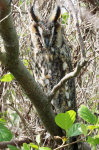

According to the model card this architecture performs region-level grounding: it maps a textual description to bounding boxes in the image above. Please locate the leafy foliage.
[78,105,98,124]
[81,124,87,136]
[67,123,82,137]
[30,143,38,149]
[0,123,12,142]
[36,134,41,146]
[0,73,14,82]
[7,145,20,150]
[61,12,69,24]
[23,143,30,150]
[39,147,52,150]
[55,105,99,150]
[55,110,76,131]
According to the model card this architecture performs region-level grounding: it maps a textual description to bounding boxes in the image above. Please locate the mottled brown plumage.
[30,6,76,113]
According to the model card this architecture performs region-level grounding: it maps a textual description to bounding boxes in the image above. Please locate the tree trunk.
[0,0,63,140]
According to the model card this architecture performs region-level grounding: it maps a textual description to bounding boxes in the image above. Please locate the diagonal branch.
[54,133,91,150]
[48,58,87,101]
[0,0,63,139]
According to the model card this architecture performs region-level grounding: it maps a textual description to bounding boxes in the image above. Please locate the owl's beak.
[45,38,49,49]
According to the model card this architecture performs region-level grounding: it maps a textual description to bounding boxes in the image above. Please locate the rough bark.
[0,0,63,139]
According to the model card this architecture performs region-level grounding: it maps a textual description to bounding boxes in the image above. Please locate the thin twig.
[54,133,90,150]
[12,11,28,14]
[0,11,11,23]
[9,103,34,141]
[48,58,87,102]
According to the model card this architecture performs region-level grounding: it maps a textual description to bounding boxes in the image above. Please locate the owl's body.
[30,6,76,113]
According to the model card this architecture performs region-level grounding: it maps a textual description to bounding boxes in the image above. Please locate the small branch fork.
[48,59,87,102]
[54,135,86,150]
[54,131,92,150]
[48,0,87,102]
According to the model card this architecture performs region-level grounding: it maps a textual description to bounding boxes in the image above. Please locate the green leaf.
[67,123,82,137]
[7,145,20,150]
[0,121,5,126]
[0,118,6,123]
[23,59,29,67]
[92,135,99,144]
[11,89,15,96]
[88,125,98,131]
[87,136,99,150]
[81,124,87,136]
[0,73,14,82]
[27,47,30,51]
[36,135,41,146]
[0,124,12,142]
[93,135,99,138]
[19,0,23,5]
[23,143,30,150]
[30,143,38,149]
[87,136,97,150]
[92,145,96,150]
[61,12,69,24]
[39,147,52,150]
[94,138,99,144]
[11,113,18,122]
[78,105,98,125]
[87,136,96,147]
[55,110,76,131]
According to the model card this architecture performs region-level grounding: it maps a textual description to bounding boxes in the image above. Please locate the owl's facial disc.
[38,22,55,49]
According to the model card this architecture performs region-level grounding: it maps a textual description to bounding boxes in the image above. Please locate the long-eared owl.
[30,5,76,113]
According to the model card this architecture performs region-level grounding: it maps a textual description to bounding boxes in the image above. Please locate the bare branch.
[54,134,90,150]
[48,58,87,101]
[12,11,28,14]
[9,104,35,140]
[0,11,11,23]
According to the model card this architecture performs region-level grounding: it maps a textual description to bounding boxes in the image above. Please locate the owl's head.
[30,6,62,49]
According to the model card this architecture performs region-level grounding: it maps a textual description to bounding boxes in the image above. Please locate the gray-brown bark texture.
[0,0,63,139]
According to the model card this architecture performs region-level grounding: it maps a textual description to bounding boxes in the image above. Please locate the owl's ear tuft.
[30,6,42,22]
[49,6,61,22]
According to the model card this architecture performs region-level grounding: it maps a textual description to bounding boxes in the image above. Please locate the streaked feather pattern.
[30,6,76,113]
